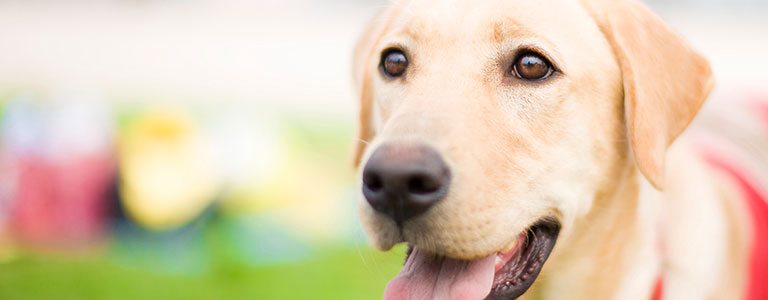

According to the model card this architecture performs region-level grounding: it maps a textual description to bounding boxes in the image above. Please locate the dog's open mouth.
[384,219,561,300]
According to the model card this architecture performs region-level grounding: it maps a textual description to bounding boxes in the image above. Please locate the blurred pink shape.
[2,98,115,250]
[10,154,113,249]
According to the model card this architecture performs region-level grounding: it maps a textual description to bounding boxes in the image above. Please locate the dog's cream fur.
[352,0,751,298]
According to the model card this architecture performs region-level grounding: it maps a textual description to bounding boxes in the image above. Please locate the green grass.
[0,244,407,300]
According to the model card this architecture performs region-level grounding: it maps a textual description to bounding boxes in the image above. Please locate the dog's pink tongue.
[383,247,495,300]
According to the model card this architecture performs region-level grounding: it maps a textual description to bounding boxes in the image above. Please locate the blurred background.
[0,0,765,299]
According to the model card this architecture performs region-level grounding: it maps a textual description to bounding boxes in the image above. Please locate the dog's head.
[352,0,712,298]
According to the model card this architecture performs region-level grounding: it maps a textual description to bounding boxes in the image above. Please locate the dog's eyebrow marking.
[492,20,507,43]
[491,18,537,43]
[394,16,429,42]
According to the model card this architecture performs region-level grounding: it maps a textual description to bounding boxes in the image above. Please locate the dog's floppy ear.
[351,8,394,167]
[583,0,714,189]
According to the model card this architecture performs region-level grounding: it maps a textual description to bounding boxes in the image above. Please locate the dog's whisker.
[355,138,372,146]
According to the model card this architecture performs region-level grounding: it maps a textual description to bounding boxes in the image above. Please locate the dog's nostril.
[407,175,440,195]
[364,173,384,192]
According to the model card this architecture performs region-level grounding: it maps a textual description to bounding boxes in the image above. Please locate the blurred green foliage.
[0,242,407,300]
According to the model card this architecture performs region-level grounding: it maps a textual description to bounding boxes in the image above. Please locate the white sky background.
[0,0,765,112]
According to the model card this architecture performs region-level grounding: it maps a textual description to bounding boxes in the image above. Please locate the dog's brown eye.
[512,53,553,80]
[381,50,408,77]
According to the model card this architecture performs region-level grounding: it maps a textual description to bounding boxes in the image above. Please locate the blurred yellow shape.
[119,109,218,230]
[219,142,355,242]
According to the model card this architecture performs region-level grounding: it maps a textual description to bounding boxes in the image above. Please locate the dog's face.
[352,0,712,298]
[357,0,623,257]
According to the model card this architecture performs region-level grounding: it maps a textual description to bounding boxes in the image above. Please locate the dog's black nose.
[362,144,450,224]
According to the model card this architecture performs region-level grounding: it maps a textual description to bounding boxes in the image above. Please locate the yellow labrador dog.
[351,0,768,299]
